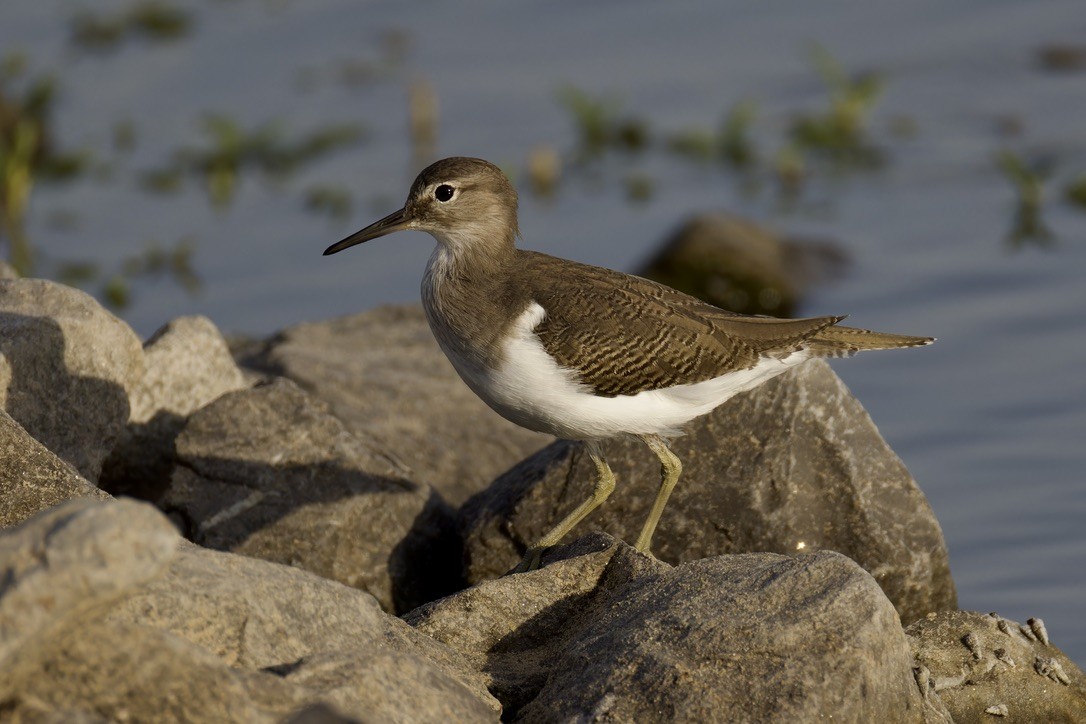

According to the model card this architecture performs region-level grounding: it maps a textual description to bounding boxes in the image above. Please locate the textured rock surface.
[6,619,306,723]
[460,359,955,624]
[161,377,460,613]
[0,409,110,527]
[1,498,498,722]
[272,649,498,723]
[236,305,551,505]
[109,543,500,719]
[0,278,143,480]
[908,610,1086,723]
[101,315,249,500]
[408,534,933,721]
[129,314,248,423]
[0,499,179,675]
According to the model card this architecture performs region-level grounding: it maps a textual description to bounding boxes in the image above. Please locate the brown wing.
[521,251,841,397]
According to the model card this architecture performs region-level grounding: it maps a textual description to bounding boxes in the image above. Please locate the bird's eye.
[434,184,455,202]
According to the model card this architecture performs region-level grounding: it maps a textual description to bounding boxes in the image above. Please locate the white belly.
[436,302,810,441]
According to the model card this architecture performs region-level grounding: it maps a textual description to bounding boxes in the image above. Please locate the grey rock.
[101,315,249,500]
[109,543,499,717]
[5,619,307,723]
[406,533,628,707]
[129,314,248,423]
[408,534,932,721]
[237,305,551,506]
[161,377,461,613]
[0,409,110,528]
[284,703,362,724]
[907,610,1086,723]
[0,498,179,675]
[0,278,143,480]
[639,212,849,317]
[274,649,498,723]
[460,360,955,624]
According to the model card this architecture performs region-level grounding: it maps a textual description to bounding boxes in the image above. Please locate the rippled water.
[3,0,1085,663]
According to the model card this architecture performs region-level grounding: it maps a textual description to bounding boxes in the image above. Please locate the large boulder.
[0,499,179,676]
[407,534,936,722]
[908,610,1086,722]
[109,543,500,720]
[101,315,249,500]
[0,278,143,480]
[236,305,552,505]
[638,212,849,317]
[1,498,498,722]
[0,409,110,528]
[2,516,305,723]
[160,377,460,613]
[8,619,306,723]
[460,359,955,625]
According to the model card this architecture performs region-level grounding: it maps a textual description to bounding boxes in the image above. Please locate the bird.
[323,156,933,573]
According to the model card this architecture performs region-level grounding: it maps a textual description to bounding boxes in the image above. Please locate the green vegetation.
[787,44,883,167]
[149,115,365,209]
[0,55,89,276]
[557,87,651,162]
[70,2,192,53]
[995,150,1055,248]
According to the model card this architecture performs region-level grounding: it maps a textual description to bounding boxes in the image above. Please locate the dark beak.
[323,207,411,255]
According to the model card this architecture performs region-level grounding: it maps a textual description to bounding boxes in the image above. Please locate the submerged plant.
[557,86,650,162]
[0,56,89,275]
[789,45,884,167]
[70,1,192,53]
[995,150,1055,249]
[149,115,366,209]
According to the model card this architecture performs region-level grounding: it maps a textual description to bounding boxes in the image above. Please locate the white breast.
[443,302,811,441]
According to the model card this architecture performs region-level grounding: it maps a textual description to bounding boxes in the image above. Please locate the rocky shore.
[1,276,1083,722]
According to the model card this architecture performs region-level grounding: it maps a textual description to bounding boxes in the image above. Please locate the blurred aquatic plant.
[1035,44,1086,73]
[294,29,412,92]
[0,54,89,275]
[149,114,366,209]
[61,237,199,310]
[409,78,439,167]
[526,145,562,199]
[662,101,759,167]
[70,1,192,53]
[550,47,888,209]
[304,185,353,221]
[789,45,884,167]
[773,145,806,204]
[557,87,650,162]
[624,173,653,204]
[718,100,759,170]
[666,128,716,162]
[995,150,1055,249]
[1065,174,1086,210]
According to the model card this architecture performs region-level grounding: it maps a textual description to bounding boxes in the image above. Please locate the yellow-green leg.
[635,434,682,554]
[513,443,616,573]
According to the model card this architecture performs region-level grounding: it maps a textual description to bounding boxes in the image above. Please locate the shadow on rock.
[161,377,462,614]
[0,313,131,481]
[409,534,935,722]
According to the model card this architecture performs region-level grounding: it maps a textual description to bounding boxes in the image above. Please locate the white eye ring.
[434,184,455,202]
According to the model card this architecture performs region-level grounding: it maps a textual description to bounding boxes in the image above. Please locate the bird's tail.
[805,323,934,358]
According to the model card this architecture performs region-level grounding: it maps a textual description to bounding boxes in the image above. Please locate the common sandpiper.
[324,156,933,572]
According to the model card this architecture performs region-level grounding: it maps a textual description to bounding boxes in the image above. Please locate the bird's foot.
[512,547,544,574]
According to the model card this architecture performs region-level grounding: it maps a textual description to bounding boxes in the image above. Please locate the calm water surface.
[3,0,1085,662]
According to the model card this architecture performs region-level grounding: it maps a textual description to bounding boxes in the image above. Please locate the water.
[3,0,1085,663]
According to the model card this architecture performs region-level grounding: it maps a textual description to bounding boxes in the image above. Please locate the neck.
[421,228,521,373]
[427,223,517,282]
